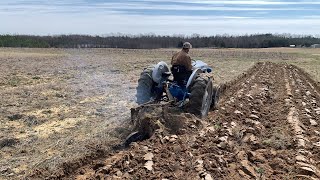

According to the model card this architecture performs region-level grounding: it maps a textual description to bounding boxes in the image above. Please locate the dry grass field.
[0,48,319,179]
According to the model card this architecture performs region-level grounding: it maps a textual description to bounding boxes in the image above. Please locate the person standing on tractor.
[171,42,193,85]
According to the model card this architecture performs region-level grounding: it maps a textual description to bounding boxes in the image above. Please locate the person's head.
[182,42,192,53]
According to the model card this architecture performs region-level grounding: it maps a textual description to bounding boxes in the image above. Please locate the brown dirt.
[45,62,320,180]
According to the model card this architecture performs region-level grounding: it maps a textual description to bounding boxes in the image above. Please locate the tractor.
[124,60,221,146]
[135,60,220,118]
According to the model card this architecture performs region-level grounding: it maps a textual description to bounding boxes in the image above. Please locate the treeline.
[0,34,319,49]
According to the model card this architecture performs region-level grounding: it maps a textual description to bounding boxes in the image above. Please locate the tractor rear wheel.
[136,69,155,105]
[188,77,213,118]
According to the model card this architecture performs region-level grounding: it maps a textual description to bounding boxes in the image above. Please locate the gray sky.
[1,0,320,36]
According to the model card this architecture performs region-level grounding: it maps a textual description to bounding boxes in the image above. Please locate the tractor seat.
[162,72,171,78]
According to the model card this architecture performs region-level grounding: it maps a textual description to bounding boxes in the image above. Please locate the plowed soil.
[50,62,320,180]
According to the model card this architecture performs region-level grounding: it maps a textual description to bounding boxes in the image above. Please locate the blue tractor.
[124,60,221,146]
[135,60,220,118]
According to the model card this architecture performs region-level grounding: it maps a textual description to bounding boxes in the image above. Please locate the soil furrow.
[286,65,320,179]
[223,62,265,100]
[216,62,296,179]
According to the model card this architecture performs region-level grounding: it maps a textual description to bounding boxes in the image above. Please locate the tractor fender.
[186,68,202,89]
[151,61,170,84]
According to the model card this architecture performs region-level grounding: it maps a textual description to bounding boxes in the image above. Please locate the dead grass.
[262,129,293,150]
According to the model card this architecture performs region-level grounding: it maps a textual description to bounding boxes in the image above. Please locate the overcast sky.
[1,0,320,36]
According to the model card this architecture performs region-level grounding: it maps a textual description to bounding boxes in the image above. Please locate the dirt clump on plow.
[129,104,204,141]
[31,62,320,180]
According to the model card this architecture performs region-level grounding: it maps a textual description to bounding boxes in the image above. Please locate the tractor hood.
[192,60,212,73]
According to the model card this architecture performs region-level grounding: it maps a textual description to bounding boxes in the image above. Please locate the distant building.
[311,44,320,48]
[289,44,296,48]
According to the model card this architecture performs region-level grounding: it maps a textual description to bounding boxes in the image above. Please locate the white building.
[311,44,320,48]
